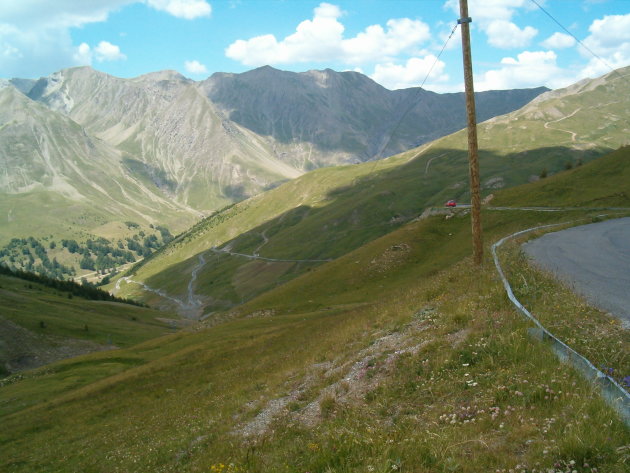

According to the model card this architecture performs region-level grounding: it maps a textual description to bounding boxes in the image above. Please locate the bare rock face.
[201,66,548,165]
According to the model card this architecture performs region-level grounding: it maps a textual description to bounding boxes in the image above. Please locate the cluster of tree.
[0,238,75,279]
[154,225,173,244]
[0,264,147,307]
[72,238,137,271]
[0,224,174,278]
[125,237,153,257]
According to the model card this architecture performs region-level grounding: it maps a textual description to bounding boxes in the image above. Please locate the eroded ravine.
[115,252,209,319]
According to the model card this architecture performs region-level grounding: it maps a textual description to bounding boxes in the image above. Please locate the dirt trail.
[211,247,332,263]
[185,253,206,316]
[252,229,270,256]
[543,108,581,143]
[425,152,449,175]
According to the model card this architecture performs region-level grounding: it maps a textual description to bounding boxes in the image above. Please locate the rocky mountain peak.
[133,70,190,83]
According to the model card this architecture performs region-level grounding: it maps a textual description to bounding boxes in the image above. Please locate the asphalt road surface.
[523,217,630,328]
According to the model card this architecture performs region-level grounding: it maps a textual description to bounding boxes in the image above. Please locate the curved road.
[523,217,630,328]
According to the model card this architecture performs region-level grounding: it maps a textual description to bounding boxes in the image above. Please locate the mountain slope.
[2,68,630,473]
[0,84,199,243]
[115,66,630,316]
[494,145,630,207]
[27,67,302,210]
[0,64,548,248]
[202,66,547,164]
[0,65,548,266]
[22,65,547,211]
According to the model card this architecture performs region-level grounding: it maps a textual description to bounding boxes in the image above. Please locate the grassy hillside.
[0,85,199,246]
[493,145,630,207]
[115,67,630,315]
[2,204,629,472]
[0,272,175,375]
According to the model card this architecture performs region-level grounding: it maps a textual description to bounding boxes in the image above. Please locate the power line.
[420,23,459,90]
[368,22,459,175]
[529,0,626,82]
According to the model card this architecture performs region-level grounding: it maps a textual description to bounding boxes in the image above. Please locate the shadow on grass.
[140,144,612,315]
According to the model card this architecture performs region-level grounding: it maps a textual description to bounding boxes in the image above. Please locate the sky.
[1,0,629,92]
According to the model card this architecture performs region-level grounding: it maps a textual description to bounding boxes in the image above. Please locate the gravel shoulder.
[523,217,630,328]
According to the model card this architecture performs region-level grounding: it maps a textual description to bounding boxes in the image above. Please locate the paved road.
[523,217,630,328]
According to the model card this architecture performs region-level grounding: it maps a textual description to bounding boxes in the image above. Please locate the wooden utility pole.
[458,0,483,265]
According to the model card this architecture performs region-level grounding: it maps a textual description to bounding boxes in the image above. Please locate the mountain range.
[0,66,546,243]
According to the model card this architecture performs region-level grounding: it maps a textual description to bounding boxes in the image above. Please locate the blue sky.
[1,0,629,92]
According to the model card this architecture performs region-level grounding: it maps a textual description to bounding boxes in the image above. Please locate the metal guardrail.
[491,222,630,428]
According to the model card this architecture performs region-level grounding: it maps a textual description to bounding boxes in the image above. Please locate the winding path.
[424,152,449,175]
[543,108,581,143]
[115,276,188,310]
[253,229,270,256]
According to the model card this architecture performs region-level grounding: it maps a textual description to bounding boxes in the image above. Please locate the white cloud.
[579,13,630,77]
[146,0,211,20]
[343,18,430,63]
[95,41,126,61]
[0,0,210,77]
[541,32,576,49]
[2,43,22,60]
[314,2,342,18]
[0,1,133,29]
[443,0,538,49]
[485,20,537,49]
[226,3,345,66]
[1,26,79,77]
[0,24,22,60]
[71,41,126,65]
[476,50,573,91]
[73,42,92,65]
[371,56,448,90]
[582,13,630,56]
[184,59,208,74]
[226,2,431,67]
